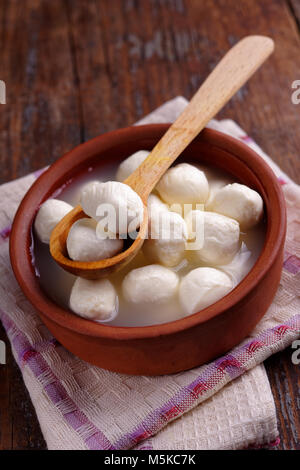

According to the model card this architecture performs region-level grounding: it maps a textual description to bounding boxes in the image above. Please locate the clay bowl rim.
[9,124,286,341]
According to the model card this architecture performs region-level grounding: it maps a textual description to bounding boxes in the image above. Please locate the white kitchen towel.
[0,97,299,450]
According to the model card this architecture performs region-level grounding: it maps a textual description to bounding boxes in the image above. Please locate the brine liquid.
[33,161,266,327]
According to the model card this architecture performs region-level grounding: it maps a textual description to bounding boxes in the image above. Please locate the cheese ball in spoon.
[67,218,124,262]
[80,181,144,235]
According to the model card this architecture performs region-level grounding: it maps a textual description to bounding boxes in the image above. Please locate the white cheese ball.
[143,211,188,267]
[34,199,73,243]
[116,150,150,182]
[66,218,124,262]
[147,194,169,217]
[202,170,232,209]
[211,183,263,229]
[80,181,144,235]
[185,210,240,265]
[156,163,209,205]
[179,267,233,315]
[70,277,118,321]
[122,264,179,304]
[221,242,253,285]
[74,180,101,204]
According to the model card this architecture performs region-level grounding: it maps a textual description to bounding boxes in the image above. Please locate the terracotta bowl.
[9,124,286,375]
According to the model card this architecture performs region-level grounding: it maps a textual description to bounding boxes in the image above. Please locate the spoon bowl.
[50,204,149,279]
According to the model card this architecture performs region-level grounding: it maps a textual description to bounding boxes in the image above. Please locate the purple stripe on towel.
[114,314,300,450]
[283,254,300,274]
[0,225,11,240]
[278,177,287,186]
[1,308,299,450]
[0,308,113,450]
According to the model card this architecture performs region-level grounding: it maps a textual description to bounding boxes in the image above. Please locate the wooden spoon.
[50,35,274,279]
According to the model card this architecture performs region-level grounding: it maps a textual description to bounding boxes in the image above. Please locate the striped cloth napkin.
[0,97,299,450]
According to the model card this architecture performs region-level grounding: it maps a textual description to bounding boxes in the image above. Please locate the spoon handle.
[125,35,274,200]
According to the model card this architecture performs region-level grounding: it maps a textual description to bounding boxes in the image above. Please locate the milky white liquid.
[33,161,266,327]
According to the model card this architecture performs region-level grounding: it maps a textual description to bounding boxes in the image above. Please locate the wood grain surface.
[0,0,299,450]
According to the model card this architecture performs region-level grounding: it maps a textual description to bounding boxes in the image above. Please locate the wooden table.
[0,0,299,450]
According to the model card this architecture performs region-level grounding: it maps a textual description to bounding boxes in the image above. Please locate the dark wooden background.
[0,0,299,450]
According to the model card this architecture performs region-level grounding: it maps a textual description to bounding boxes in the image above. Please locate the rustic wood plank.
[11,358,47,449]
[67,0,300,182]
[288,0,300,29]
[0,322,46,449]
[0,0,299,450]
[265,346,300,450]
[0,0,13,450]
[0,0,82,185]
[0,324,12,450]
[0,0,80,449]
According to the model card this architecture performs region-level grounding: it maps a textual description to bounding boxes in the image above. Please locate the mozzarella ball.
[211,183,263,229]
[70,277,118,321]
[179,267,233,315]
[74,180,101,204]
[122,264,179,304]
[185,210,240,265]
[221,242,253,285]
[147,194,169,217]
[149,193,183,217]
[143,211,188,267]
[66,218,124,262]
[34,199,73,243]
[116,150,150,182]
[80,181,144,235]
[201,169,232,209]
[156,163,209,205]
